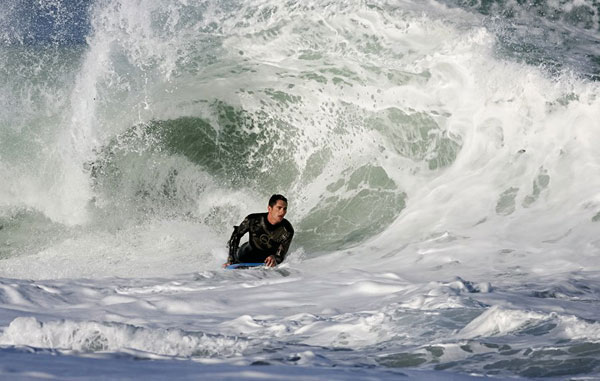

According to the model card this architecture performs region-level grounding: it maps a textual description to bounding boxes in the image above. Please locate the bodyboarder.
[224,194,294,268]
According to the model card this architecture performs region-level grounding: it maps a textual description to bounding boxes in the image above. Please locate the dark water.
[441,0,600,79]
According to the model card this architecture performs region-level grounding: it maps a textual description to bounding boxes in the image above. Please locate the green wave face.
[88,96,459,251]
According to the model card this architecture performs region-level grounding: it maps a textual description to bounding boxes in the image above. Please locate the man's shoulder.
[246,213,267,221]
[281,218,294,233]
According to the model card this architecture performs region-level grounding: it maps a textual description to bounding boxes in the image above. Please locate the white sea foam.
[458,306,547,339]
[0,316,247,358]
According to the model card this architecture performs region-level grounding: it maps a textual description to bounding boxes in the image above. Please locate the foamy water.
[1,0,600,379]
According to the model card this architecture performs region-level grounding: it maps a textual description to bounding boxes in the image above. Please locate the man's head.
[267,194,288,225]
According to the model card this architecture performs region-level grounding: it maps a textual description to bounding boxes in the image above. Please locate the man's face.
[268,200,287,224]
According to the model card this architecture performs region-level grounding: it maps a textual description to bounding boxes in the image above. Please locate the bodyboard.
[225,262,265,270]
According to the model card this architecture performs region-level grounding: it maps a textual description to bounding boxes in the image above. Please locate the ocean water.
[1,0,600,379]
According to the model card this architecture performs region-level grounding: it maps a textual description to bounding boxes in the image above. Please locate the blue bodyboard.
[225,262,265,270]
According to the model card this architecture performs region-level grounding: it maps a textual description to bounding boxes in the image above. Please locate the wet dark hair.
[268,194,288,207]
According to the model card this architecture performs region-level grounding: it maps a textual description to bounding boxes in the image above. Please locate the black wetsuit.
[227,213,294,265]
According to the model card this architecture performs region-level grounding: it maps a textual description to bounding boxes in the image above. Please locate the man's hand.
[264,255,277,267]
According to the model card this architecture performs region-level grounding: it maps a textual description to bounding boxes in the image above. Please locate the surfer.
[224,194,294,267]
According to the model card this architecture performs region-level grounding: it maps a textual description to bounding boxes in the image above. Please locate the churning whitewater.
[2,0,600,379]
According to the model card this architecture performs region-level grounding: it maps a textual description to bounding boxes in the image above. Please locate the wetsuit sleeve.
[227,216,251,263]
[273,230,294,265]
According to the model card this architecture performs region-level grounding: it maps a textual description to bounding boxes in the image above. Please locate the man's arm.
[226,216,251,264]
[268,230,294,266]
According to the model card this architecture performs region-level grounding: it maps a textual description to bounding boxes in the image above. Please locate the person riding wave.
[225,194,294,267]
